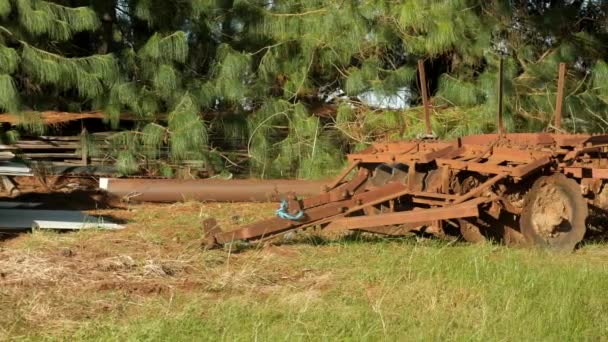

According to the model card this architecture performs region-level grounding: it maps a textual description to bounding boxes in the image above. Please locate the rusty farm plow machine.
[203,61,608,251]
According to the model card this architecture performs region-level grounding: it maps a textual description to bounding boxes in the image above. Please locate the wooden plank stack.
[1,132,113,166]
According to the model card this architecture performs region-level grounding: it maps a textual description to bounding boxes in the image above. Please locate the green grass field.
[2,202,608,341]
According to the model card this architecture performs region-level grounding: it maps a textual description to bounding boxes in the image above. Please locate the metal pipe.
[418,59,432,135]
[99,178,329,203]
[497,58,505,135]
[555,62,566,130]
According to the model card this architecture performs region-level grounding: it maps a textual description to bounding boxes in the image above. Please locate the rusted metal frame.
[329,168,369,201]
[497,58,505,135]
[213,199,352,244]
[493,147,552,162]
[396,142,422,156]
[374,142,420,155]
[435,156,549,177]
[563,167,608,180]
[348,143,456,165]
[496,197,523,215]
[563,167,583,178]
[466,133,555,146]
[469,139,499,163]
[415,145,456,163]
[262,183,414,239]
[343,183,410,215]
[485,158,506,165]
[418,59,432,135]
[289,181,425,233]
[408,191,458,200]
[346,147,455,165]
[407,162,417,190]
[435,158,509,175]
[322,198,487,232]
[440,166,451,193]
[510,157,551,177]
[301,168,370,208]
[215,169,370,243]
[443,144,488,160]
[345,154,399,164]
[563,144,608,162]
[554,62,566,130]
[216,180,408,244]
[412,198,449,206]
[326,160,361,190]
[552,134,595,147]
[452,173,507,205]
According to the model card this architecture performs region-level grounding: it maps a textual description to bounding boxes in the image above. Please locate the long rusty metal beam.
[99,178,329,203]
[323,198,485,232]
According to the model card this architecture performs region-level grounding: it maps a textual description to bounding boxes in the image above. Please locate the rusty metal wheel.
[459,218,487,243]
[363,164,394,215]
[456,173,523,246]
[459,211,523,246]
[455,174,487,243]
[520,173,587,251]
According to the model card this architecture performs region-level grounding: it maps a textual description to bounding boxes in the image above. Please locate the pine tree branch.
[265,8,327,17]
[249,40,294,56]
[567,70,589,97]
[0,25,13,37]
[247,110,288,158]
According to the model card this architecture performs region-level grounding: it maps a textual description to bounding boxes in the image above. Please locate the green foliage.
[398,0,488,59]
[116,150,140,175]
[16,0,99,41]
[0,74,18,112]
[0,0,10,18]
[21,45,117,99]
[141,123,166,158]
[139,32,188,64]
[2,0,608,177]
[15,111,45,135]
[272,103,344,179]
[346,59,381,95]
[214,45,252,102]
[168,93,207,161]
[437,74,482,107]
[0,46,18,74]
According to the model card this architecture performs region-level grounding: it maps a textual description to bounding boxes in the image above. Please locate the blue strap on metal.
[276,200,304,220]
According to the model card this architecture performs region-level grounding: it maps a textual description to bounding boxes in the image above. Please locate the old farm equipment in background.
[204,61,608,251]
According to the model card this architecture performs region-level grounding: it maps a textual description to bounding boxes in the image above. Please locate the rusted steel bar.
[214,199,350,244]
[215,178,403,244]
[418,59,432,135]
[326,160,360,190]
[452,173,506,205]
[497,58,505,135]
[555,62,566,130]
[323,198,484,232]
[99,178,329,203]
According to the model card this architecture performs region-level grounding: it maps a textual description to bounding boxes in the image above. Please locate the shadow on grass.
[5,190,119,211]
[223,231,473,253]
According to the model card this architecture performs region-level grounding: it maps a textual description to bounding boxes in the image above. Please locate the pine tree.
[0,0,117,128]
[3,0,608,179]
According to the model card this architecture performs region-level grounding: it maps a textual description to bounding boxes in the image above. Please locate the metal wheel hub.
[521,173,587,251]
[530,184,572,240]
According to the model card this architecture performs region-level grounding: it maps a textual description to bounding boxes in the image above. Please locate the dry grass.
[1,201,608,340]
[0,201,280,337]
